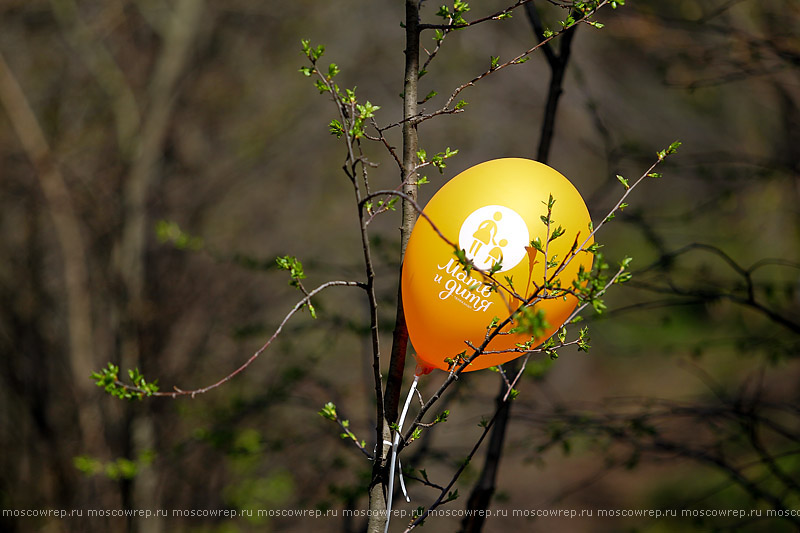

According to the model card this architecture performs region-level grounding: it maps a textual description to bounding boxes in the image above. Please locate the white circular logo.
[458,205,529,273]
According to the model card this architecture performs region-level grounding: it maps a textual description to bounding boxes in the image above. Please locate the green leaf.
[327,63,340,78]
[616,174,629,189]
[91,363,157,400]
[585,242,603,254]
[510,307,549,337]
[314,79,329,93]
[548,225,565,242]
[73,455,103,476]
[577,327,591,352]
[546,194,556,209]
[356,101,380,119]
[306,302,317,319]
[328,119,344,139]
[615,272,633,284]
[329,119,344,138]
[105,457,138,480]
[667,140,682,153]
[319,402,337,421]
[276,255,306,287]
[657,140,681,160]
[377,197,398,211]
[430,147,458,172]
[301,40,325,62]
[155,220,203,251]
[592,298,607,314]
[454,248,471,274]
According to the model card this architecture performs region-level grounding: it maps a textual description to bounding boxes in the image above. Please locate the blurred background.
[1,0,798,532]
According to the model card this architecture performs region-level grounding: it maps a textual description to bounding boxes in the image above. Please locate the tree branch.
[110,280,365,398]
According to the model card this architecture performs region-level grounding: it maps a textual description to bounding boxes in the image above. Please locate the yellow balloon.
[402,158,594,372]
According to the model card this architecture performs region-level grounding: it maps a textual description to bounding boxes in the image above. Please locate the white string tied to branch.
[384,373,420,533]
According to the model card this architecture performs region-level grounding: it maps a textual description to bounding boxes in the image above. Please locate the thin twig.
[113,280,365,398]
[379,1,613,133]
[419,0,544,31]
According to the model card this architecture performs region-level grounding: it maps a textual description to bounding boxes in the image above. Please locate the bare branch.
[113,280,365,398]
[420,0,541,31]
[379,1,614,133]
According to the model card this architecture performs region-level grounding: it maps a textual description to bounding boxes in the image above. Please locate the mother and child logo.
[433,204,532,314]
[458,205,530,273]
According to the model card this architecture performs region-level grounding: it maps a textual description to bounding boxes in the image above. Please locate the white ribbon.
[384,374,419,533]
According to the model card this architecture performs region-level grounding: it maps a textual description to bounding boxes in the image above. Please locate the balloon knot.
[414,360,434,376]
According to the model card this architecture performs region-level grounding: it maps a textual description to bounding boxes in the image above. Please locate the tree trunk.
[368,2,420,531]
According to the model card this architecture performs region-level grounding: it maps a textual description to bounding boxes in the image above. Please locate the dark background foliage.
[1,1,798,532]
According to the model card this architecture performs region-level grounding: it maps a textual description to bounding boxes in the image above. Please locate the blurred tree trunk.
[458,377,512,533]
[0,50,107,529]
[115,1,205,531]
